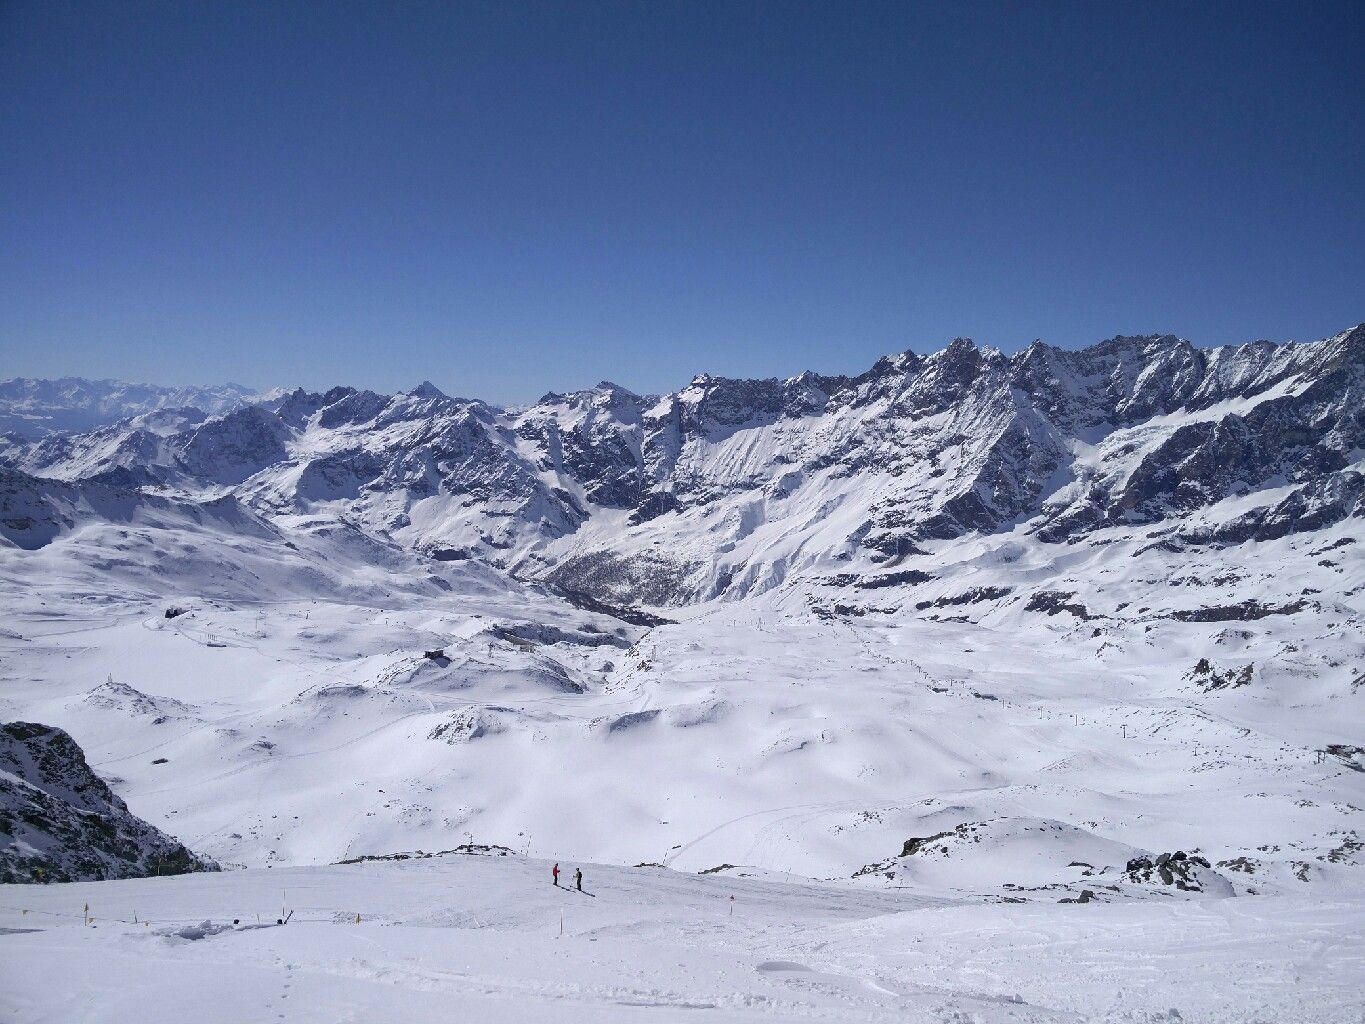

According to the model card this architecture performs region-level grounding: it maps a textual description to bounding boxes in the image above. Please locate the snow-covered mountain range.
[0,325,1361,900]
[0,376,273,439]
[6,325,1363,604]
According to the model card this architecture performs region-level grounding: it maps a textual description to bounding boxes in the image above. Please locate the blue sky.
[1,1,1360,402]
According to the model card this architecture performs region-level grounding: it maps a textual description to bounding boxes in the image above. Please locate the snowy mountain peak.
[2,323,1361,609]
[408,380,450,400]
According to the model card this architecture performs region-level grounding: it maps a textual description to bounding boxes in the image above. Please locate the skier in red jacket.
[552,862,560,886]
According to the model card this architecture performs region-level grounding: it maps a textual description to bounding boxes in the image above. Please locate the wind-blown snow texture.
[0,326,1362,1021]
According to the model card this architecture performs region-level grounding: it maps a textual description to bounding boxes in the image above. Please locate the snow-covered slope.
[4,852,1362,1023]
[0,326,1361,912]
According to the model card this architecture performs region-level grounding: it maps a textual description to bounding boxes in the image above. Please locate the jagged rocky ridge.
[2,325,1362,605]
[0,721,217,883]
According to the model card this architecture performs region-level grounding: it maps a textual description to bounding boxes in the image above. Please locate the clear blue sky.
[1,1,1360,402]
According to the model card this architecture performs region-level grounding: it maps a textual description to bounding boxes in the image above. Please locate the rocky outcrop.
[0,722,217,883]
[1185,658,1254,691]
[1171,600,1307,623]
[1025,590,1092,619]
[1124,851,1222,891]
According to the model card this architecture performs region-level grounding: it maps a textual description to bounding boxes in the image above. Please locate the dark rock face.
[0,721,217,884]
[548,586,675,627]
[1171,600,1308,622]
[901,832,954,857]
[1025,591,1092,619]
[518,383,649,510]
[295,448,389,501]
[488,621,632,650]
[628,491,679,525]
[853,822,993,880]
[174,406,291,485]
[915,587,1013,611]
[1179,471,1365,546]
[855,569,936,589]
[1058,888,1097,904]
[545,550,700,607]
[1185,658,1254,691]
[1124,851,1216,891]
[335,843,515,865]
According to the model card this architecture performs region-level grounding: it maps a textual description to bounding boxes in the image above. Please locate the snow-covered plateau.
[1,325,1363,1021]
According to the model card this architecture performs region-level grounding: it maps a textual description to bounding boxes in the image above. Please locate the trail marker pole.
[84,903,90,926]
[559,909,564,938]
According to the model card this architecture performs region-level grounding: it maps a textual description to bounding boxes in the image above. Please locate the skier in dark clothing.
[574,867,582,892]
[552,862,560,886]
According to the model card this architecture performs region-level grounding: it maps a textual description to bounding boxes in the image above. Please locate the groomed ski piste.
[3,853,1363,1023]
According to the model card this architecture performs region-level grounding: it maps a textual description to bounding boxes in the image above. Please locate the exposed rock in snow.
[1124,850,1232,894]
[79,680,198,721]
[0,722,216,883]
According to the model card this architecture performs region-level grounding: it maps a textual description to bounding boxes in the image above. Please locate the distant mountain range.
[3,324,1361,605]
[0,377,278,439]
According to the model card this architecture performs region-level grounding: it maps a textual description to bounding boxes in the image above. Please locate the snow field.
[3,853,1363,1023]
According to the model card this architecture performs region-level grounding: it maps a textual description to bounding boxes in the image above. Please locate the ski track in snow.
[2,855,1363,1023]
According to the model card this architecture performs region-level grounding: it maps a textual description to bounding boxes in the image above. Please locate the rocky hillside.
[0,721,217,883]
[2,325,1362,607]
